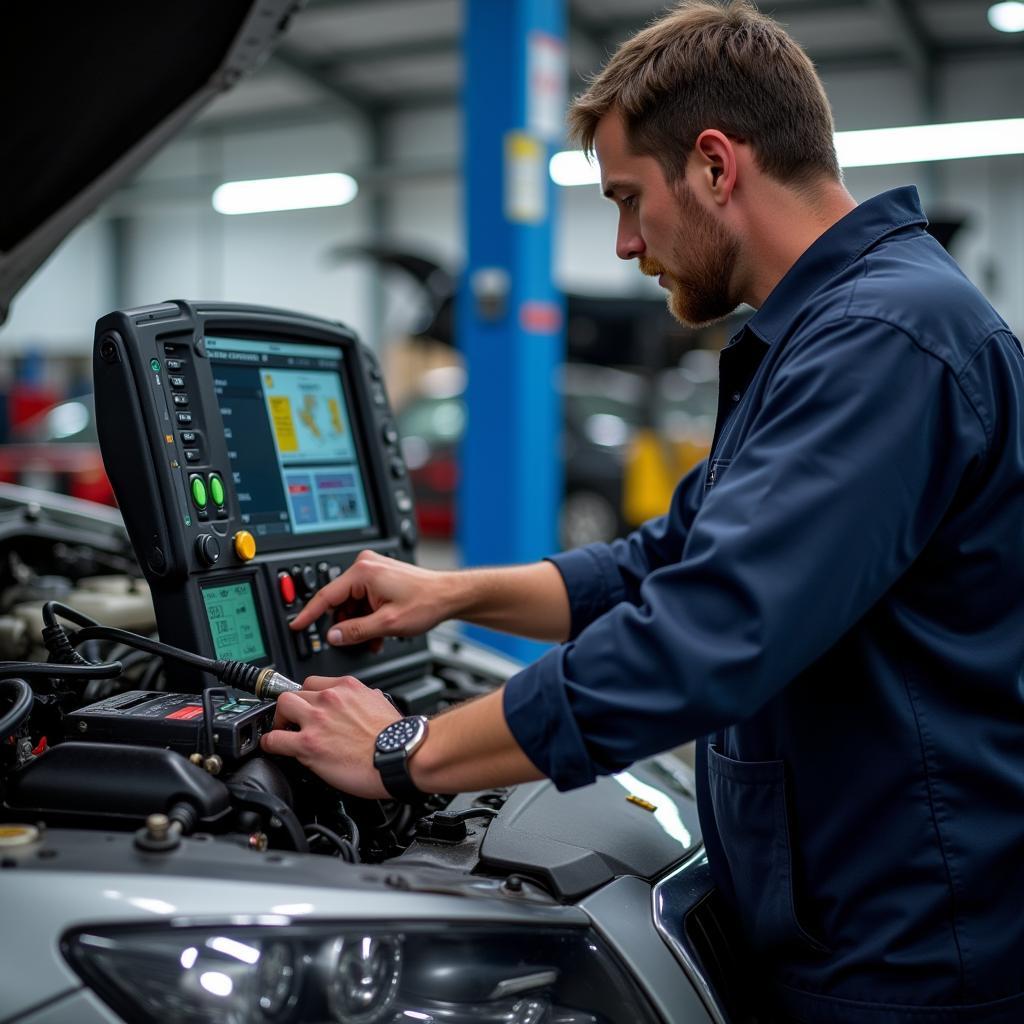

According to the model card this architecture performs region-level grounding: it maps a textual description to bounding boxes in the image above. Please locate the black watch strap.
[375,749,424,802]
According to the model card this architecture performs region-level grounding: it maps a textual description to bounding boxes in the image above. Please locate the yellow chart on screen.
[269,395,299,453]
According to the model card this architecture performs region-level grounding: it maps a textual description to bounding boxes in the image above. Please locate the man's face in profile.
[596,109,741,328]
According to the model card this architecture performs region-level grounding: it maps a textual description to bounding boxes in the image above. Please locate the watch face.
[376,716,425,754]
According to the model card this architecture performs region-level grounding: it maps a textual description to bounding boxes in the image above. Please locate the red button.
[278,571,296,605]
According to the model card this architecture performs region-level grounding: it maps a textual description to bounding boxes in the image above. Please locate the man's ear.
[693,129,737,205]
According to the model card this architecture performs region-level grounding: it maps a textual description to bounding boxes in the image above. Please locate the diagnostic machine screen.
[207,336,374,540]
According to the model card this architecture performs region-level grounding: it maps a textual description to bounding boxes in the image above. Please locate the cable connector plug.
[217,660,300,700]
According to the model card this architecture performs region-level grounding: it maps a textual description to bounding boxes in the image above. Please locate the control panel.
[93,301,429,692]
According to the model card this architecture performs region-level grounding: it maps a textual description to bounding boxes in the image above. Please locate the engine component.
[3,742,231,827]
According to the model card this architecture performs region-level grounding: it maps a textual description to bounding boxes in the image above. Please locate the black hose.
[201,687,230,759]
[447,806,499,822]
[0,678,33,737]
[304,823,358,863]
[336,806,361,853]
[0,660,122,680]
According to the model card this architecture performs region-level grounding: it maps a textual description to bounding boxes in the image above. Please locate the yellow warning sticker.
[626,794,657,813]
[269,395,298,452]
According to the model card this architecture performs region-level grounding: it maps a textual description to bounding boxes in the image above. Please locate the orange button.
[233,530,256,562]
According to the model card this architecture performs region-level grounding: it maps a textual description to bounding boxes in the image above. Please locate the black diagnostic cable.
[41,602,299,699]
[0,678,33,737]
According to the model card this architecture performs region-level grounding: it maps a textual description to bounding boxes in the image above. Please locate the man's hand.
[259,675,399,797]
[290,551,572,646]
[289,550,455,647]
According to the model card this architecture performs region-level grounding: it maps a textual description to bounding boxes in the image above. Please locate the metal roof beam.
[871,0,936,115]
[271,43,381,116]
[304,36,456,67]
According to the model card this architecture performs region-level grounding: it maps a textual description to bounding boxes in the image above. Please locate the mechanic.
[262,2,1024,1020]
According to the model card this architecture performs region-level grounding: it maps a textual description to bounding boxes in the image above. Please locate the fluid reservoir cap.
[190,475,208,509]
[0,824,40,847]
[209,474,225,507]
[234,530,257,562]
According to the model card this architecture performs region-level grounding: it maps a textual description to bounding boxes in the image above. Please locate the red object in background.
[8,385,61,430]
[0,445,116,506]
[408,454,459,538]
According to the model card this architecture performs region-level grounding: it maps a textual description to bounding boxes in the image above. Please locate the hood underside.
[0,0,300,326]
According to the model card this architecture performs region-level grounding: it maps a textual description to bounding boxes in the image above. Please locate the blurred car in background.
[397,355,718,548]
[0,396,114,505]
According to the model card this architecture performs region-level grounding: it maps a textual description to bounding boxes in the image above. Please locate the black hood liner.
[0,0,297,324]
[3,2,253,252]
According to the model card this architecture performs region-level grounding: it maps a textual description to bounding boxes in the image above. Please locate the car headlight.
[63,922,659,1023]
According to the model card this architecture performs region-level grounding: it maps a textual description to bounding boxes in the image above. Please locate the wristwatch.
[374,715,429,801]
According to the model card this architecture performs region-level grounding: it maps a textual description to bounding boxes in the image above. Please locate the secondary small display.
[201,580,267,662]
[208,335,375,540]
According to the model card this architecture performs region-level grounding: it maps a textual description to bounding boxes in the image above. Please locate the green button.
[190,476,208,509]
[150,358,161,372]
[209,474,225,507]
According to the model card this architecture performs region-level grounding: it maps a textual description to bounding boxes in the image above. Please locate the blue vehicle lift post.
[457,0,567,662]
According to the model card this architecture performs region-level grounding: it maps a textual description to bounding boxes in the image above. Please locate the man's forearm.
[443,560,571,643]
[409,686,544,794]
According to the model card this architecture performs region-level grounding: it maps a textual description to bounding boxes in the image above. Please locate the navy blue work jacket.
[504,187,1024,1021]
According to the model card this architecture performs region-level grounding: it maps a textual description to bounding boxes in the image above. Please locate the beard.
[639,180,741,327]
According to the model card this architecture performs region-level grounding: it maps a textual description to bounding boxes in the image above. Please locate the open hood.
[0,0,301,326]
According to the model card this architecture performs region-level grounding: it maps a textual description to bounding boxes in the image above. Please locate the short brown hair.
[568,0,840,187]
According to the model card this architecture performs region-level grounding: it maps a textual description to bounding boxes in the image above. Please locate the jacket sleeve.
[505,316,988,789]
[547,459,707,640]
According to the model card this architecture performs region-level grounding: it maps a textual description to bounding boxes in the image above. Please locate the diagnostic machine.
[94,301,432,701]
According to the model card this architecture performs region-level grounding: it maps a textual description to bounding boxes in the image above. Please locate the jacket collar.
[744,185,928,346]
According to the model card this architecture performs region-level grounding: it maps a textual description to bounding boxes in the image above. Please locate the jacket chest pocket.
[705,458,731,492]
[707,744,830,955]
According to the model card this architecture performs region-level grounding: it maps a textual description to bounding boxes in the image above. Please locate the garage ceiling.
[196,0,1022,131]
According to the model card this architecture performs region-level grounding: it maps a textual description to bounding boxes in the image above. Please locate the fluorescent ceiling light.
[988,1,1024,31]
[550,117,1024,184]
[550,149,598,187]
[836,118,1024,166]
[212,172,358,215]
